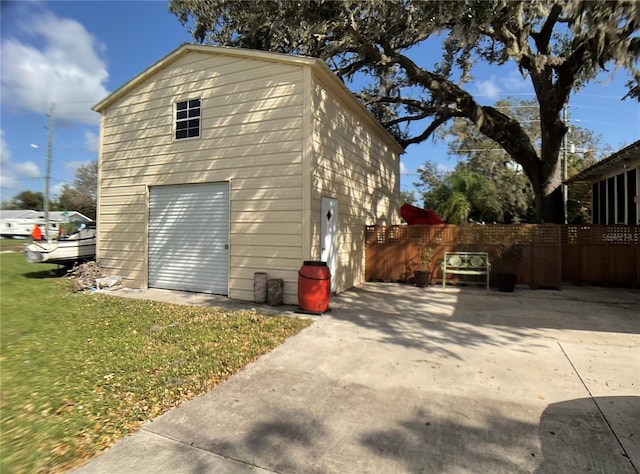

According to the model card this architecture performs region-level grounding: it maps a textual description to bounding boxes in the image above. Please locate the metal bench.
[441,252,491,290]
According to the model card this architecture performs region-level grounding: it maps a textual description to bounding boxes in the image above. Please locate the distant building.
[0,210,94,238]
[566,140,640,225]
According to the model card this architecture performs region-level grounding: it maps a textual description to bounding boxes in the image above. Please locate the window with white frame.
[175,99,201,140]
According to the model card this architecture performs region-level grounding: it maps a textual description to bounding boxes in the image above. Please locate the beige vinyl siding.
[97,187,147,288]
[100,163,303,189]
[98,52,305,302]
[310,76,400,293]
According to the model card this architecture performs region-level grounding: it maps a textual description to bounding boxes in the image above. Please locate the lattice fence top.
[562,225,640,245]
[366,224,640,246]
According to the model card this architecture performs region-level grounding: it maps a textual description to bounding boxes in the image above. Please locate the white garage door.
[149,182,229,294]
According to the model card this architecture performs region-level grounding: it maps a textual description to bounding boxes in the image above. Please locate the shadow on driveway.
[329,283,639,359]
[536,396,639,473]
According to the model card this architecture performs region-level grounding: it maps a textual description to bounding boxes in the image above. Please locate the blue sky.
[1,1,639,205]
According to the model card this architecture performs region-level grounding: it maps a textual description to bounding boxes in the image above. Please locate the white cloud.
[0,174,18,195]
[50,182,65,199]
[0,130,17,194]
[502,70,529,92]
[84,130,100,153]
[400,161,409,175]
[0,130,45,196]
[476,70,532,100]
[477,76,500,99]
[65,161,82,174]
[14,161,41,179]
[0,10,109,125]
[64,160,94,177]
[0,130,10,166]
[436,162,454,174]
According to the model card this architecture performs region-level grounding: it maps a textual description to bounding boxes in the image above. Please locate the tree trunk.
[536,109,567,224]
[526,151,565,224]
[539,185,564,223]
[518,130,566,224]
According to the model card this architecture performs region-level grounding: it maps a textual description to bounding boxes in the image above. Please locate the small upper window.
[175,98,201,140]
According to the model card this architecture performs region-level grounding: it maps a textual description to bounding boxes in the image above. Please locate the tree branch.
[531,3,562,54]
[333,58,370,81]
[367,39,542,169]
[399,115,453,148]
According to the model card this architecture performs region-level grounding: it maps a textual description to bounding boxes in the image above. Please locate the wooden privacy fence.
[561,225,640,287]
[366,224,640,289]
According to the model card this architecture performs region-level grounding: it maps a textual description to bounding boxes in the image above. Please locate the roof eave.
[565,140,640,184]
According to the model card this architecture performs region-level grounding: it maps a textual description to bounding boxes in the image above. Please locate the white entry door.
[320,196,337,291]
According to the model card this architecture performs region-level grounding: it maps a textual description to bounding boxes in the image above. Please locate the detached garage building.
[93,44,402,304]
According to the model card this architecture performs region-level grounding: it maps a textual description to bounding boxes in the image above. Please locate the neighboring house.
[0,210,93,238]
[92,44,402,304]
[566,140,640,225]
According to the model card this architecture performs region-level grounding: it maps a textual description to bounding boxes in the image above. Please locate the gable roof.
[93,43,404,154]
[0,210,38,220]
[566,140,640,184]
[0,209,93,222]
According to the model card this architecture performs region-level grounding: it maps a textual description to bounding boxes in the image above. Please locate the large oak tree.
[435,97,607,223]
[170,0,640,223]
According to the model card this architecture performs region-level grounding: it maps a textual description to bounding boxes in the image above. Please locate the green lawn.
[0,252,311,473]
[0,238,29,250]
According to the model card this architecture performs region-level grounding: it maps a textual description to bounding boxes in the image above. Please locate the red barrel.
[298,261,331,313]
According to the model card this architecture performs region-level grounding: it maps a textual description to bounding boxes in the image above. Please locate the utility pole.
[562,104,568,224]
[45,103,54,241]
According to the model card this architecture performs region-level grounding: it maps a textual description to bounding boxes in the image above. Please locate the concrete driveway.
[73,284,640,473]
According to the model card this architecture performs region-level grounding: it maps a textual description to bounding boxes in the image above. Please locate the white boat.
[25,227,96,265]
